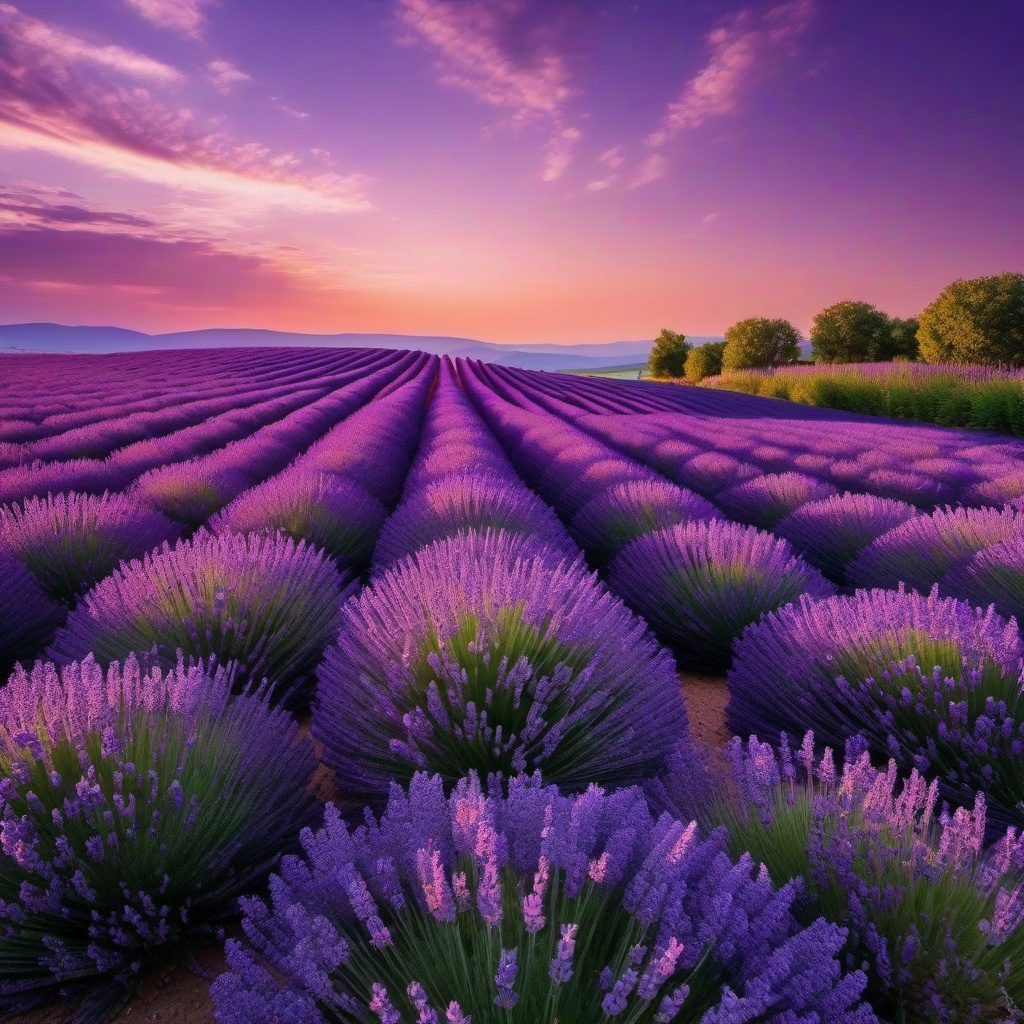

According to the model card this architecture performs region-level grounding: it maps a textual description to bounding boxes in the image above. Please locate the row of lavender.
[1,349,1023,1022]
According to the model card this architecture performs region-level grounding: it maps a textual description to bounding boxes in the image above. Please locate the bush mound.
[726,586,1024,828]
[48,530,352,704]
[211,772,876,1024]
[609,519,835,671]
[0,491,179,605]
[0,656,317,1015]
[315,529,687,808]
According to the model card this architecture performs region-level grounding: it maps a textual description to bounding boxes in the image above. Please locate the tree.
[647,329,690,379]
[880,316,920,361]
[917,272,1024,366]
[684,340,727,383]
[810,301,893,363]
[722,318,801,371]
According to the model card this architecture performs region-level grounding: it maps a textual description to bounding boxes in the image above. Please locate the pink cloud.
[123,0,212,38]
[647,0,815,147]
[395,0,585,180]
[206,59,251,93]
[0,7,371,213]
[0,4,183,84]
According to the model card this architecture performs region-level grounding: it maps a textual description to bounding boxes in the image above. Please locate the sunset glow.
[1,0,1021,343]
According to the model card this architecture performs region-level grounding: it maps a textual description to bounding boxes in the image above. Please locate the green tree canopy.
[646,328,690,378]
[880,316,920,361]
[917,272,1024,366]
[684,340,727,383]
[722,318,801,371]
[810,301,893,363]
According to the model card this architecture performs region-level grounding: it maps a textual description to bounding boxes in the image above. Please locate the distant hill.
[0,324,724,372]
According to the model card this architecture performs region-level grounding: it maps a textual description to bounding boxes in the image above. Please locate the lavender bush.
[0,551,64,678]
[727,587,1024,829]
[0,656,317,1017]
[570,479,720,565]
[716,735,1024,1022]
[210,470,387,569]
[315,529,687,808]
[713,472,836,530]
[0,491,180,605]
[48,530,352,704]
[943,535,1024,627]
[211,772,875,1023]
[847,506,1024,593]
[372,472,573,572]
[609,520,835,671]
[774,492,919,583]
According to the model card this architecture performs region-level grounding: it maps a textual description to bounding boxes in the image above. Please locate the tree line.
[647,272,1024,382]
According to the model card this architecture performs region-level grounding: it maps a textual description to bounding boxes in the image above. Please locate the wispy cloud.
[702,211,719,224]
[206,59,251,93]
[123,0,212,39]
[0,4,183,84]
[646,0,814,149]
[584,144,625,191]
[395,0,585,180]
[626,152,668,190]
[0,6,371,214]
[271,97,311,119]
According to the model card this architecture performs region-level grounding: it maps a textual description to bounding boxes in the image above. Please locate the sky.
[0,0,1021,345]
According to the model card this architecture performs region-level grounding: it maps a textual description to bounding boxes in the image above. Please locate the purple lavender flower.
[48,530,353,705]
[0,655,317,1014]
[315,529,688,807]
[714,472,837,530]
[943,534,1024,628]
[373,472,574,572]
[726,586,1024,829]
[714,736,1024,1021]
[609,519,835,671]
[774,491,919,583]
[210,469,387,569]
[569,479,720,565]
[211,772,875,1024]
[846,505,1024,593]
[0,491,180,606]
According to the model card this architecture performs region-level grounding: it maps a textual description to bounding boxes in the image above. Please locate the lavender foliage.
[315,529,688,808]
[774,492,919,583]
[0,656,317,1015]
[372,471,574,572]
[0,551,64,679]
[846,505,1024,593]
[211,772,875,1024]
[713,472,837,530]
[210,469,387,570]
[609,520,835,671]
[48,530,353,705]
[943,534,1024,628]
[570,479,720,565]
[718,735,1024,1022]
[0,491,180,606]
[727,586,1024,829]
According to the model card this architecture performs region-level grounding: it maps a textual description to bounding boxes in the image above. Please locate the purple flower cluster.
[211,772,876,1024]
[211,469,387,570]
[0,655,317,1013]
[48,530,354,704]
[315,529,687,806]
[774,491,919,583]
[0,490,180,605]
[609,519,835,671]
[721,734,1024,1020]
[846,504,1024,593]
[727,586,1024,828]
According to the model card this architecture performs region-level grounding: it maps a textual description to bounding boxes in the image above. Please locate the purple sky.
[0,0,1021,343]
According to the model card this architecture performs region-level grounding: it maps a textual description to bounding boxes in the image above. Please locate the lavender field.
[2,347,1024,1023]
